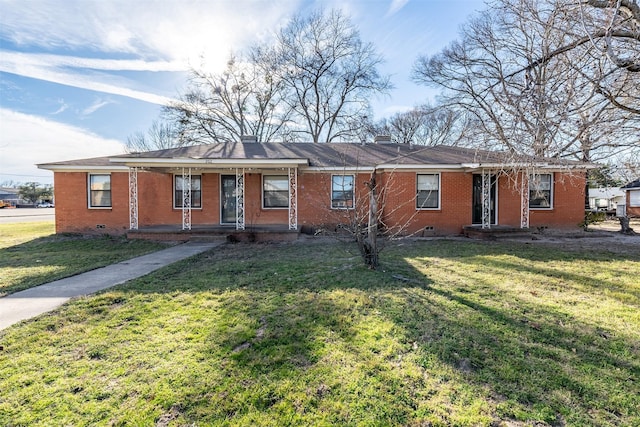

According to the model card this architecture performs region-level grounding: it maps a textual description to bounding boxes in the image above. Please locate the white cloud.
[51,99,68,115]
[386,0,410,17]
[0,108,125,184]
[0,0,301,67]
[0,54,175,105]
[0,1,303,104]
[82,99,115,116]
[0,51,186,72]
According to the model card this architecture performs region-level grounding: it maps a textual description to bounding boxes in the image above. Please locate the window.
[174,175,202,208]
[88,174,111,208]
[630,190,640,207]
[417,174,440,209]
[332,175,354,209]
[529,173,552,208]
[263,175,289,208]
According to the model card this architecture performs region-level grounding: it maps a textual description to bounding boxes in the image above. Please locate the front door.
[472,174,497,225]
[221,175,236,224]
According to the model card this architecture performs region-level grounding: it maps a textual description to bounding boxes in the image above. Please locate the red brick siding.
[626,190,640,217]
[243,172,288,225]
[527,172,586,229]
[53,169,586,235]
[378,171,473,235]
[54,172,131,234]
[137,172,220,227]
[297,172,372,229]
[496,172,586,229]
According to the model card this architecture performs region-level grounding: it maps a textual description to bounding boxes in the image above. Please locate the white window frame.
[88,173,112,209]
[262,174,289,209]
[529,173,553,209]
[173,174,202,209]
[629,189,640,207]
[331,174,355,210]
[416,173,441,210]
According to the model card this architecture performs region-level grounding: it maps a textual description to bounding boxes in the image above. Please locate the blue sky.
[0,0,485,185]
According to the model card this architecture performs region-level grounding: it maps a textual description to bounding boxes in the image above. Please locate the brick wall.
[527,172,586,228]
[379,171,473,236]
[297,172,372,230]
[626,190,640,217]
[53,169,586,235]
[54,172,130,234]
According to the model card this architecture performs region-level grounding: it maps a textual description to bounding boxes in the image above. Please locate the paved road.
[0,208,54,223]
[0,241,221,330]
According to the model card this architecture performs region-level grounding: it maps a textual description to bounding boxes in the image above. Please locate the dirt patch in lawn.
[502,219,640,256]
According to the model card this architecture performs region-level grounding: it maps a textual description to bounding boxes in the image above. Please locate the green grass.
[0,222,168,296]
[1,238,639,426]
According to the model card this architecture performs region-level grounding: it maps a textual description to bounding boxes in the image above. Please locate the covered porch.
[462,166,532,231]
[115,154,308,234]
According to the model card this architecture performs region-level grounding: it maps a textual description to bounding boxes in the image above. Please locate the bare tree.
[164,10,391,145]
[412,0,639,163]
[516,0,640,114]
[125,120,182,153]
[165,55,290,144]
[388,104,469,146]
[267,9,392,142]
[386,109,426,145]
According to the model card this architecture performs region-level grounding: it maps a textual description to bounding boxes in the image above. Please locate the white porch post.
[128,167,138,230]
[481,169,492,229]
[288,167,298,230]
[181,167,192,230]
[236,168,245,230]
[520,171,530,229]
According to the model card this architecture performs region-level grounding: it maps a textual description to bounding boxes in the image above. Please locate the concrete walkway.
[0,242,221,330]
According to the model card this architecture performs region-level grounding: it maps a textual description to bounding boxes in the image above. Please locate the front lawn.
[0,222,168,296]
[1,238,638,426]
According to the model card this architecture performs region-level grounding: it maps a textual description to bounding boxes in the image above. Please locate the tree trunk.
[619,216,636,235]
[366,171,379,269]
[356,170,379,269]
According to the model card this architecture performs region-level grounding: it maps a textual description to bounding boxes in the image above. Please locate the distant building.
[0,188,20,206]
[588,187,625,212]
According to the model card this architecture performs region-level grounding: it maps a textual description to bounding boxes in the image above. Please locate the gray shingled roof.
[38,142,587,169]
[621,178,640,189]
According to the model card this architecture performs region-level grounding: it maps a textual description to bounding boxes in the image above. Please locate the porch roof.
[621,178,640,190]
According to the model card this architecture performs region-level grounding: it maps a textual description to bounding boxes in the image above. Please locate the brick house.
[621,178,640,217]
[37,141,591,239]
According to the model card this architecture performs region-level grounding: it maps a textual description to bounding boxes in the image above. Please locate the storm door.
[472,174,497,225]
[221,175,237,224]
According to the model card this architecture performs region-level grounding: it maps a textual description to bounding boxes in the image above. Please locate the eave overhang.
[460,162,597,172]
[376,164,462,171]
[37,164,130,172]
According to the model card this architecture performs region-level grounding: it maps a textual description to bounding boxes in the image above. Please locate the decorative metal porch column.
[288,167,298,230]
[236,168,245,230]
[181,167,192,230]
[128,167,138,230]
[481,169,492,229]
[520,172,530,229]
